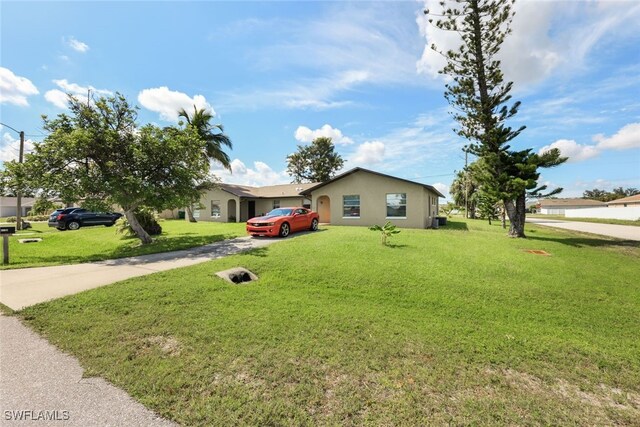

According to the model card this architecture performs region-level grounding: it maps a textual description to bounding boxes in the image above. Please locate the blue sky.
[1,0,639,200]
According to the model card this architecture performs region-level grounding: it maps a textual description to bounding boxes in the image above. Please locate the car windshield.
[266,208,293,217]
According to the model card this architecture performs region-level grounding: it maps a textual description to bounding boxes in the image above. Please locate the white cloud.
[44,89,69,109]
[211,159,289,187]
[66,37,89,53]
[294,124,354,145]
[0,131,35,163]
[0,67,39,106]
[138,87,214,122]
[593,122,640,150]
[433,182,449,198]
[417,0,640,88]
[538,139,600,163]
[350,141,385,165]
[43,79,112,109]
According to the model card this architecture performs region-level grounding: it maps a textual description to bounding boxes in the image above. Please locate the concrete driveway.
[526,218,640,241]
[0,236,278,311]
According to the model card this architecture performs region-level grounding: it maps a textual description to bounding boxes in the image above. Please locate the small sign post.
[1,226,16,265]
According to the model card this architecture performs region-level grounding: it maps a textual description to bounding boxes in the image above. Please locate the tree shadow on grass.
[526,234,639,250]
[439,220,469,231]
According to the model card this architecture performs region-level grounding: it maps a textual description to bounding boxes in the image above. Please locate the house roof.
[219,182,318,199]
[300,167,445,198]
[539,198,605,207]
[608,194,640,205]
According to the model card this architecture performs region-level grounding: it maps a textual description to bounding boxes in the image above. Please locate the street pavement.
[526,218,640,241]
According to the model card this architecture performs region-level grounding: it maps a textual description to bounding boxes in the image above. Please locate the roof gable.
[608,194,640,204]
[300,167,445,197]
[539,198,605,207]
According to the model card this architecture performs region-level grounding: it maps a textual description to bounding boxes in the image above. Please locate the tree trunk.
[501,204,506,229]
[504,193,526,238]
[124,209,153,244]
[186,205,197,223]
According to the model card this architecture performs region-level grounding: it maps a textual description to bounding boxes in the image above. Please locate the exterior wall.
[198,188,240,222]
[252,197,309,218]
[566,206,640,220]
[609,202,640,208]
[309,171,438,229]
[540,206,599,215]
[158,208,180,219]
[0,197,36,217]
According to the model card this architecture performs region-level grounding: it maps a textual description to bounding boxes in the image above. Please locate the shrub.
[25,215,49,222]
[116,209,162,237]
[6,216,16,223]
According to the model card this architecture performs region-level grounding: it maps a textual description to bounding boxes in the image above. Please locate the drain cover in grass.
[18,238,43,243]
[215,267,258,284]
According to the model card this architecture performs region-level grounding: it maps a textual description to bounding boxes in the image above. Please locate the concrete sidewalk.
[0,313,176,426]
[526,218,640,241]
[0,236,277,310]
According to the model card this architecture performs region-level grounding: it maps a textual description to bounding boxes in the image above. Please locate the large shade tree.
[177,106,232,222]
[426,0,566,237]
[17,93,210,244]
[286,136,344,183]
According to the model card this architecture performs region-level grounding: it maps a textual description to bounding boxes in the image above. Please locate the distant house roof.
[219,182,318,199]
[539,198,605,207]
[608,194,640,205]
[300,167,445,198]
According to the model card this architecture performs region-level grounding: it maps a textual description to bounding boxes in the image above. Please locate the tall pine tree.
[426,0,566,237]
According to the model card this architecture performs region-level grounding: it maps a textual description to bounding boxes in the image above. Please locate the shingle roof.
[300,167,445,197]
[607,194,640,205]
[539,198,605,207]
[219,182,318,199]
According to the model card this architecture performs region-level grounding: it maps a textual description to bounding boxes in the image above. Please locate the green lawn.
[528,213,640,227]
[18,220,640,425]
[0,220,246,269]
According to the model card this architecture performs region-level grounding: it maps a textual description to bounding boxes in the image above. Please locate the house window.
[211,201,221,218]
[386,193,407,218]
[343,195,360,218]
[273,200,280,209]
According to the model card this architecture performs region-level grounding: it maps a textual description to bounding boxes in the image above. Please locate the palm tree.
[178,106,233,222]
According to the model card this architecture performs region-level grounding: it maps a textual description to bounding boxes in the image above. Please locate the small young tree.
[369,222,401,246]
[286,137,344,183]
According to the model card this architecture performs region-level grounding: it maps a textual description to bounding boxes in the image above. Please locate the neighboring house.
[301,167,444,229]
[607,194,640,208]
[538,198,605,215]
[0,196,36,217]
[197,183,317,222]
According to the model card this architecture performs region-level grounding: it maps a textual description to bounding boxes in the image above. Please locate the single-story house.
[607,194,640,208]
[196,182,317,222]
[301,167,444,229]
[0,196,36,217]
[538,198,605,215]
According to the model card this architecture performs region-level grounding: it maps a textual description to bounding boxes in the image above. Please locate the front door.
[317,196,330,223]
[248,201,256,219]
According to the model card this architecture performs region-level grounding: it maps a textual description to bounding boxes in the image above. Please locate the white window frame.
[342,195,361,219]
[386,193,407,219]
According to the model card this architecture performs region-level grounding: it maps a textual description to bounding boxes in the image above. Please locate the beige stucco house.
[607,194,640,207]
[196,182,317,222]
[301,168,444,229]
[0,196,36,217]
[538,198,605,215]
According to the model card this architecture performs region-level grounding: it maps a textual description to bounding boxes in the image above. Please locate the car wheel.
[279,222,290,237]
[67,221,81,231]
[310,218,319,231]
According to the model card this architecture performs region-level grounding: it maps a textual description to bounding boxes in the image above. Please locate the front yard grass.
[20,220,640,425]
[0,220,246,269]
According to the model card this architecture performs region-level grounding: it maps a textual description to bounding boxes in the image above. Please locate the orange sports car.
[246,207,320,237]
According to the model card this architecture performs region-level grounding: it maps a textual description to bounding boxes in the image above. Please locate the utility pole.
[16,131,25,230]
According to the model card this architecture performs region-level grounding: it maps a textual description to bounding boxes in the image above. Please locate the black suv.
[48,208,123,231]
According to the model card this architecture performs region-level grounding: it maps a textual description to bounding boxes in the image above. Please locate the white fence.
[565,207,640,220]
